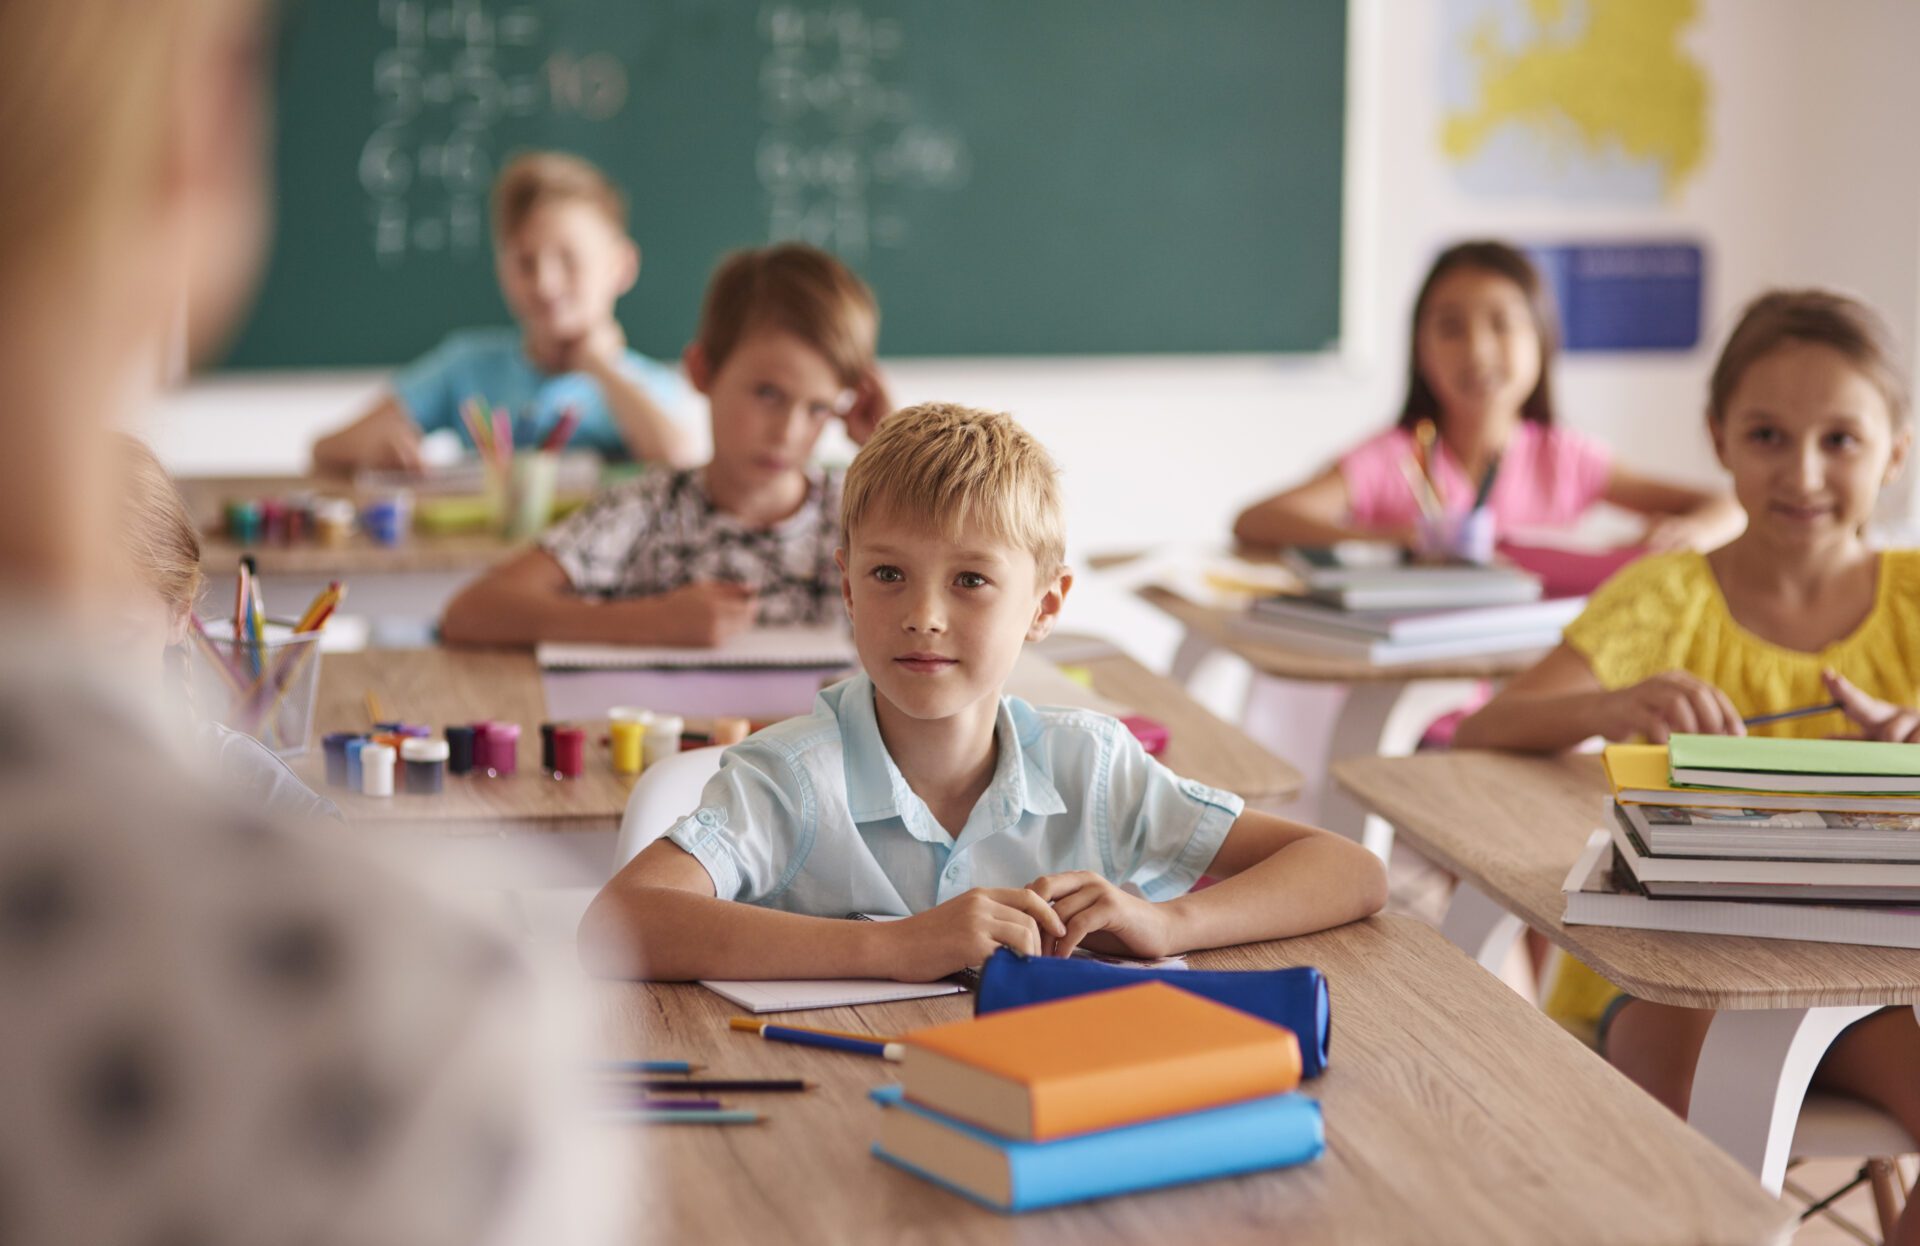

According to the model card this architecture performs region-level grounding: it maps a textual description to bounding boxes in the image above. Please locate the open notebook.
[697,977,967,1014]
[537,625,857,671]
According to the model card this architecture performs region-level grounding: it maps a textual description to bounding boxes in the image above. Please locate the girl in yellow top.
[1457,290,1920,1241]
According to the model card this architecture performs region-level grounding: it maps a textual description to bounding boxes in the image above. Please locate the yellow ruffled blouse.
[1562,549,1920,735]
[1544,548,1920,1042]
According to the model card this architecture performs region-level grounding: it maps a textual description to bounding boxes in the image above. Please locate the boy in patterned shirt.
[441,243,892,647]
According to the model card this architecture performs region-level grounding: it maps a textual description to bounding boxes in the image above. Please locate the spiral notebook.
[697,977,967,1014]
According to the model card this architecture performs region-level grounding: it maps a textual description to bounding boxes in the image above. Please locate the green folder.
[1669,733,1920,794]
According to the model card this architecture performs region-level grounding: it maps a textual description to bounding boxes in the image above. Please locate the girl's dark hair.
[1397,240,1560,430]
[1708,288,1909,427]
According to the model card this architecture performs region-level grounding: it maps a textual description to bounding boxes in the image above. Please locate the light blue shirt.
[391,327,692,461]
[667,673,1245,917]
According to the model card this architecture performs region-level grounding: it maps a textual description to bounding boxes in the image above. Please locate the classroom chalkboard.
[227,0,1346,367]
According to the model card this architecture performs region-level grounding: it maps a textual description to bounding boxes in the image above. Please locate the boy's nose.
[902,587,945,633]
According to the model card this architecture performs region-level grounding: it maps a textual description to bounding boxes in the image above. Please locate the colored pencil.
[541,404,582,453]
[597,1059,704,1075]
[1471,452,1503,511]
[1743,700,1845,728]
[293,581,342,633]
[365,689,384,726]
[599,1109,764,1125]
[624,1098,729,1111]
[1396,454,1443,521]
[600,1078,811,1094]
[189,616,250,694]
[246,571,267,680]
[729,1017,902,1045]
[752,1026,903,1062]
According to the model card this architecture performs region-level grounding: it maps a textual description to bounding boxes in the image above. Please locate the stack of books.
[1233,544,1579,664]
[871,981,1324,1211]
[1563,736,1920,947]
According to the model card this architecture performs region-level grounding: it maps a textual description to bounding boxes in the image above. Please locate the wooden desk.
[297,643,1302,832]
[595,915,1792,1245]
[1334,750,1920,1193]
[1138,584,1541,859]
[179,473,560,628]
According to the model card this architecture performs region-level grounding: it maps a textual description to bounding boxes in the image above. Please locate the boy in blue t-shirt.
[312,150,697,472]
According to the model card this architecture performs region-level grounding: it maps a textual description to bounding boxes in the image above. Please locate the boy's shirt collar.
[835,673,1067,848]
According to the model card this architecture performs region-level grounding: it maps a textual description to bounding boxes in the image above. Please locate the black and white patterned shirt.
[0,621,555,1245]
[540,465,844,626]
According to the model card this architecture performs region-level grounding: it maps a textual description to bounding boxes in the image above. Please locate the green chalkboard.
[228,0,1346,366]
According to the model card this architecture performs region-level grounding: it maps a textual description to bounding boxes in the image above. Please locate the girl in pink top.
[1234,241,1741,556]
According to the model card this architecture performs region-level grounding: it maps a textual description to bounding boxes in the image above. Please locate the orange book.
[899,981,1302,1141]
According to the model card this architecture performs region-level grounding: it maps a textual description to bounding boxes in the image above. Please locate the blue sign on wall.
[1528,242,1705,352]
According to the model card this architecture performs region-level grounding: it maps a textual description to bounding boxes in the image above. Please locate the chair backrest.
[612,746,725,873]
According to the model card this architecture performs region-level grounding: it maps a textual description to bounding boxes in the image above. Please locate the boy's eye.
[1827,431,1862,451]
[870,565,903,583]
[1747,426,1782,445]
[755,383,785,405]
[954,571,989,589]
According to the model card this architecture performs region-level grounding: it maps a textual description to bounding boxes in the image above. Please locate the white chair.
[612,746,726,872]
[1788,1095,1915,1243]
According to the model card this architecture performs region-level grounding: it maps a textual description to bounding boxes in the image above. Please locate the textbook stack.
[1564,736,1920,948]
[870,981,1324,1212]
[1233,543,1581,664]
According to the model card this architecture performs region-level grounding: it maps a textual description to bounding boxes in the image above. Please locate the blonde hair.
[0,0,255,294]
[492,150,628,239]
[842,403,1066,578]
[1709,289,1910,427]
[696,243,878,386]
[115,433,204,620]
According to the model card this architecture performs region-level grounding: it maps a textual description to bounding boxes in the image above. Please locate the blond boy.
[313,150,697,471]
[579,404,1388,982]
[440,242,892,647]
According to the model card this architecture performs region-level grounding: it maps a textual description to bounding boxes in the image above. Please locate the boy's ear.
[165,605,192,649]
[1025,568,1073,642]
[683,343,713,395]
[614,238,641,297]
[835,547,854,617]
[1887,426,1912,485]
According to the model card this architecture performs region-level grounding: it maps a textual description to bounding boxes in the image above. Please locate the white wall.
[144,0,1920,562]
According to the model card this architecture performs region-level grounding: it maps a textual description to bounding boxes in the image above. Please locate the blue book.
[870,1085,1323,1213]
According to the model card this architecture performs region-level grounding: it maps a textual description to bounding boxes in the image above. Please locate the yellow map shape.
[1442,0,1707,198]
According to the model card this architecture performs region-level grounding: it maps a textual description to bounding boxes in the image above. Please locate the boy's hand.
[1598,671,1744,743]
[840,365,893,446]
[886,888,1067,982]
[553,321,628,376]
[1026,872,1177,961]
[371,420,425,474]
[649,580,757,647]
[1824,668,1920,742]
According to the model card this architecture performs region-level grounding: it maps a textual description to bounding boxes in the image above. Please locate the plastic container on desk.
[189,620,324,756]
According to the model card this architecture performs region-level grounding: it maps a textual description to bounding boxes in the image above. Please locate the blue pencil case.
[972,949,1332,1078]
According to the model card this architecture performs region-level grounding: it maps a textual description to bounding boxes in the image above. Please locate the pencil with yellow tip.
[730,1018,903,1061]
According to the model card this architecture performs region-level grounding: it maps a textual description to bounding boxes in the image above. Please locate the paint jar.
[553,725,585,778]
[398,724,431,739]
[610,718,645,775]
[321,732,359,788]
[261,498,288,545]
[284,492,315,545]
[487,722,520,777]
[361,742,396,797]
[446,724,477,775]
[540,722,557,772]
[312,496,355,547]
[344,738,366,790]
[643,714,685,770]
[711,717,751,747]
[360,489,414,547]
[402,738,449,794]
[505,450,561,540]
[225,499,263,544]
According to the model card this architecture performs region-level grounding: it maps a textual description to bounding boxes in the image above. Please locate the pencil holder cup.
[504,451,560,540]
[1417,507,1496,566]
[190,620,325,756]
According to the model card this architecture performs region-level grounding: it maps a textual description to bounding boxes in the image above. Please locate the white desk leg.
[1436,880,1524,973]
[1688,1004,1879,1194]
[1321,678,1483,861]
[1168,630,1218,685]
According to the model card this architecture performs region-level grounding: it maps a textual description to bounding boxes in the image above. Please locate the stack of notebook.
[1563,736,1920,947]
[871,981,1323,1211]
[1235,544,1576,663]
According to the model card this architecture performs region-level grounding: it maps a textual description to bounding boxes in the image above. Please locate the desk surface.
[181,473,536,577]
[594,914,1791,1245]
[1139,585,1546,682]
[298,643,1302,832]
[1334,751,1920,1010]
